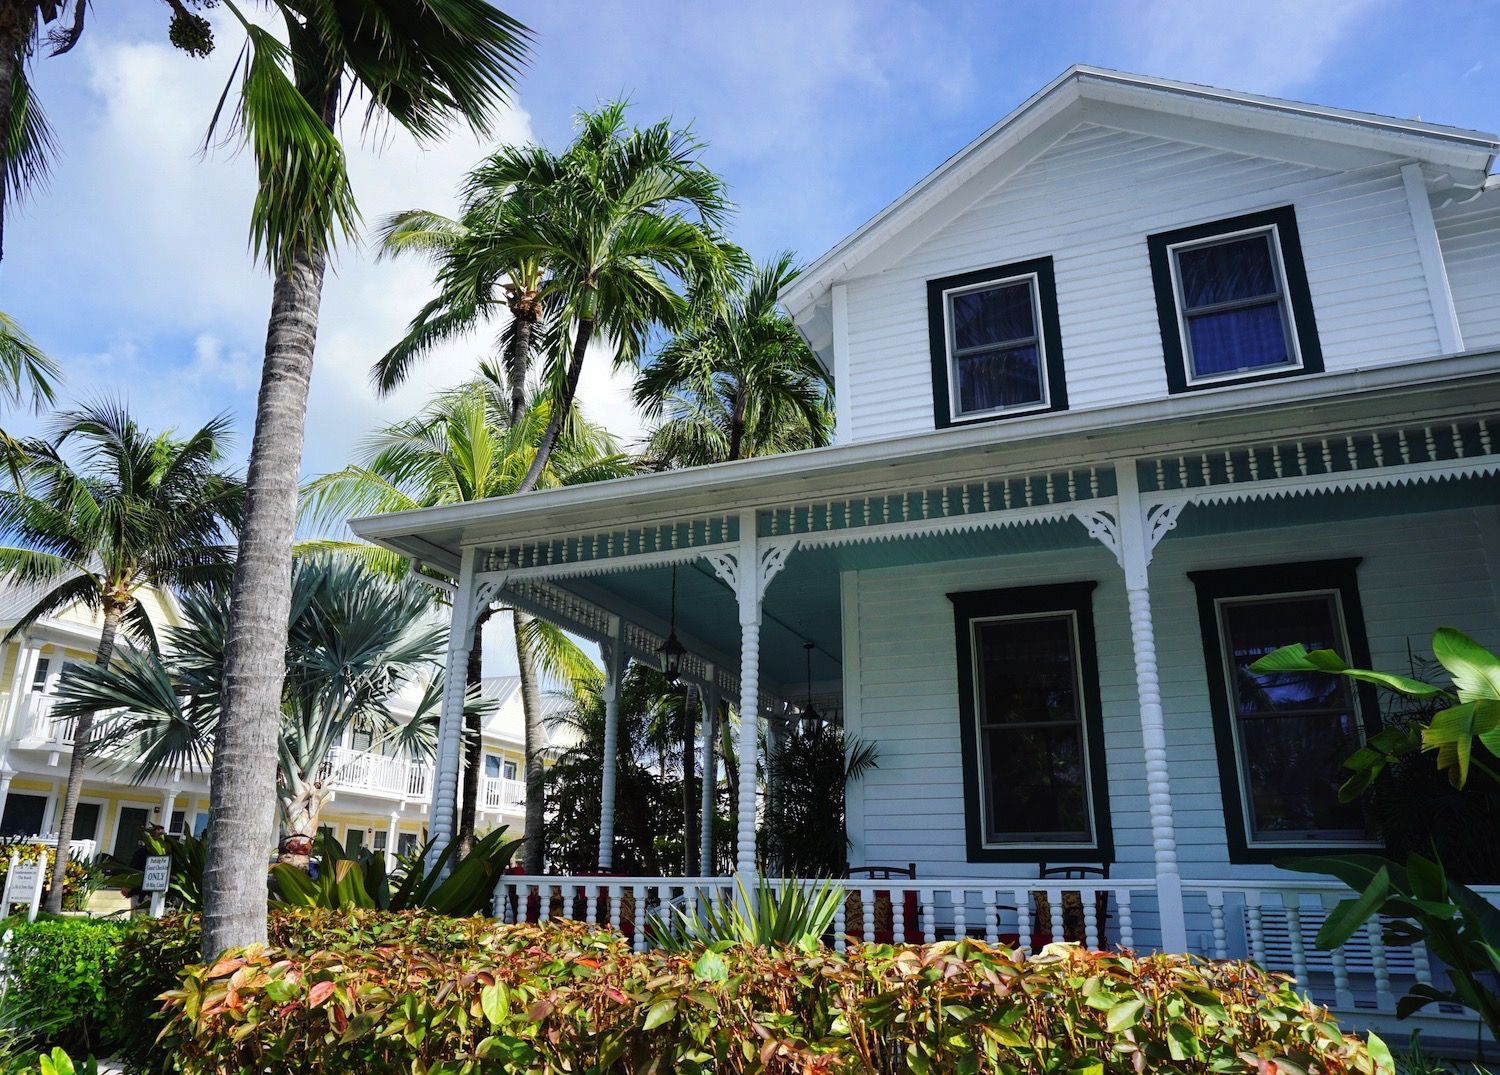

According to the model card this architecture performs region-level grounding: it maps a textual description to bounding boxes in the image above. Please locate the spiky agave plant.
[657,877,844,953]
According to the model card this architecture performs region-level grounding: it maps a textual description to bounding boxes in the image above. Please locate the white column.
[159,786,179,833]
[2,636,32,741]
[1114,464,1187,953]
[427,547,478,860]
[596,616,625,870]
[735,603,760,883]
[386,813,400,869]
[698,674,718,877]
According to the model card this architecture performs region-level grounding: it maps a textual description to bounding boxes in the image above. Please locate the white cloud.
[1116,0,1386,95]
[7,6,644,477]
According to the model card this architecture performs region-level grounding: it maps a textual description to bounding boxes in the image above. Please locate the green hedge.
[1,917,126,1055]
[153,919,1393,1075]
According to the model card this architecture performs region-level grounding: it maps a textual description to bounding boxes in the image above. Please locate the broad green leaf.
[1315,867,1389,949]
[1249,645,1446,697]
[1432,628,1500,702]
[642,998,677,1030]
[1104,997,1145,1032]
[1278,854,1410,896]
[1364,1031,1395,1075]
[1422,701,1500,786]
[481,983,509,1026]
[693,949,728,982]
[1449,881,1500,952]
[1406,853,1447,903]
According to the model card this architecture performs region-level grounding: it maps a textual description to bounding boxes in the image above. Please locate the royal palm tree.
[0,402,242,911]
[191,0,528,957]
[302,379,633,870]
[636,254,832,468]
[55,558,447,869]
[372,102,733,496]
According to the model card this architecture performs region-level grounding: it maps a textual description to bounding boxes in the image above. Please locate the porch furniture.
[1035,864,1111,949]
[844,863,921,944]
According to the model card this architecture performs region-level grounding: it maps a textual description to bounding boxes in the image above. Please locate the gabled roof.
[782,66,1500,358]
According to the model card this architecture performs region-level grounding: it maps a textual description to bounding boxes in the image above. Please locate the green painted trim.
[1147,205,1325,395]
[927,256,1069,429]
[948,581,1114,865]
[1187,557,1381,865]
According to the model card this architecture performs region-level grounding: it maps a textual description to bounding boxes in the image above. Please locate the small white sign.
[8,864,39,896]
[142,856,172,893]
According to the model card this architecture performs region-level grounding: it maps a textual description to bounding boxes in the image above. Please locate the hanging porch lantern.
[801,641,820,723]
[659,564,686,685]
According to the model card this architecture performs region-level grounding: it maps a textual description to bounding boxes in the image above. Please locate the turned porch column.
[428,546,478,860]
[698,673,718,876]
[596,616,626,870]
[1114,464,1187,952]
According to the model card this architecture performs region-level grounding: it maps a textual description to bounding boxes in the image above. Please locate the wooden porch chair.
[1034,863,1110,948]
[844,863,920,944]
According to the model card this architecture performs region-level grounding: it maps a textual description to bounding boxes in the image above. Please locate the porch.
[349,361,1500,1038]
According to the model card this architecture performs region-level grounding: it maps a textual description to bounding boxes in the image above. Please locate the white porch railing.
[496,873,1499,1026]
[480,776,524,812]
[318,746,432,801]
[16,836,98,862]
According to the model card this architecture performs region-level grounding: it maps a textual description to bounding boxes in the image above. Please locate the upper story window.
[949,582,1111,863]
[1189,559,1379,863]
[927,256,1068,428]
[1148,206,1323,393]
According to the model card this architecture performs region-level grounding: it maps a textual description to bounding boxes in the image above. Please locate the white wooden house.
[352,68,1500,1035]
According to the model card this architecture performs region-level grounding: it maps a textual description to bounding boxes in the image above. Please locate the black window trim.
[927,256,1068,429]
[1148,206,1323,394]
[948,581,1113,864]
[1187,558,1381,865]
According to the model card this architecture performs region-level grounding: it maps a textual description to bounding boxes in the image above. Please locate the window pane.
[0,794,46,837]
[975,616,1077,727]
[982,726,1091,842]
[1222,596,1352,714]
[1238,712,1366,838]
[972,613,1093,844]
[1187,303,1292,376]
[485,756,501,778]
[503,760,518,780]
[72,802,101,841]
[30,658,50,692]
[956,345,1043,414]
[1177,234,1277,308]
[951,280,1035,350]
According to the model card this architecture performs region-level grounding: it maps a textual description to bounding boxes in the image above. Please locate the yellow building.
[0,580,542,867]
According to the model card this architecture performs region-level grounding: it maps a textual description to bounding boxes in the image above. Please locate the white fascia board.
[351,349,1500,560]
[782,65,1499,319]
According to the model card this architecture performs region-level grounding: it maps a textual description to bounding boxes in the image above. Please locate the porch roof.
[350,350,1500,574]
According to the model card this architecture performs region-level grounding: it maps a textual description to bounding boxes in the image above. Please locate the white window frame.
[942,272,1051,422]
[1167,223,1303,387]
[1212,588,1378,850]
[967,609,1098,851]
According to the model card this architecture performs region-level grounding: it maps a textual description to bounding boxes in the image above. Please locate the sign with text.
[142,856,172,893]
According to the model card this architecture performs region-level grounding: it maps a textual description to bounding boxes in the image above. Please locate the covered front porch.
[352,361,1500,1038]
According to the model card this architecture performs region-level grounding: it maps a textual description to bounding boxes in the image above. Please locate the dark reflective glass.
[1223,596,1350,714]
[956,345,1043,413]
[1238,712,1366,836]
[976,617,1076,726]
[1177,233,1278,307]
[951,280,1036,350]
[983,726,1090,842]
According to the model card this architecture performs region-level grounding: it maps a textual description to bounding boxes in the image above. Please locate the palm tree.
[0,311,59,472]
[0,402,242,911]
[193,0,528,957]
[372,102,733,496]
[636,254,833,468]
[301,379,633,870]
[55,558,447,869]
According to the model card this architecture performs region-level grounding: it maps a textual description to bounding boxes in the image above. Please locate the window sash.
[968,610,1097,848]
[1214,590,1373,847]
[943,273,1049,419]
[1168,225,1301,384]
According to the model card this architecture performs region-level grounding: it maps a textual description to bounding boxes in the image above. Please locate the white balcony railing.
[318,746,432,801]
[480,776,525,812]
[495,872,1500,1028]
[13,692,77,746]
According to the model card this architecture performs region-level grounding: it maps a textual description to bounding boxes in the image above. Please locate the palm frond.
[0,313,60,411]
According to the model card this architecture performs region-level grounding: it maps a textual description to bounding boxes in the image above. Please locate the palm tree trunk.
[44,598,121,913]
[727,385,748,462]
[516,317,595,493]
[681,685,698,876]
[503,303,536,425]
[202,239,327,958]
[456,607,491,861]
[514,610,547,874]
[0,9,35,263]
[279,779,323,871]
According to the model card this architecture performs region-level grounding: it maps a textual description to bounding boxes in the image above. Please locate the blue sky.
[4,0,1495,479]
[2,0,1493,674]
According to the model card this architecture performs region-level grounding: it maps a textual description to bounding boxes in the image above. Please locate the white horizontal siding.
[846,506,1500,884]
[1433,186,1500,351]
[843,122,1442,443]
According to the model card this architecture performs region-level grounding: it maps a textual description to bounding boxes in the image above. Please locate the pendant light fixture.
[659,564,686,685]
[801,641,820,722]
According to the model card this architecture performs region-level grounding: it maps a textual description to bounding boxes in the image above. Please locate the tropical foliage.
[636,253,832,467]
[1253,627,1500,1043]
[189,0,529,957]
[0,916,125,1057]
[0,401,241,910]
[759,721,877,877]
[660,877,843,953]
[55,557,446,867]
[154,919,1393,1075]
